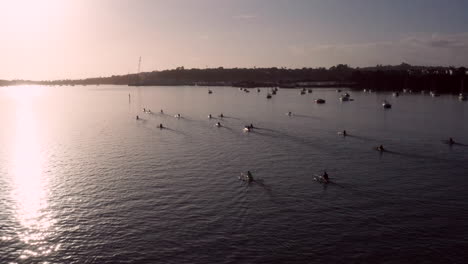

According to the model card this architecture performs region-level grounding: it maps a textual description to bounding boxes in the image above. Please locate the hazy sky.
[1,0,468,80]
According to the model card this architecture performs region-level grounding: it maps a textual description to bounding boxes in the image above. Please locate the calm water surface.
[0,85,467,263]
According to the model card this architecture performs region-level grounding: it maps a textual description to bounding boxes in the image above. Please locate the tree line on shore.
[1,63,466,93]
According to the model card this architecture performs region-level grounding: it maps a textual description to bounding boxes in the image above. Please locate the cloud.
[232,14,257,20]
[426,33,468,49]
[288,33,468,67]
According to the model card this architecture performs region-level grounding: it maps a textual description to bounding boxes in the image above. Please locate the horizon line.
[2,62,467,83]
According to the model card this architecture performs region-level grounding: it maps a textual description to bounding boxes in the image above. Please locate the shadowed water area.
[0,85,467,263]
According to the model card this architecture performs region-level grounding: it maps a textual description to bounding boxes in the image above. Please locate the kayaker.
[208,114,212,119]
[378,145,385,152]
[449,137,455,145]
[247,171,253,181]
[343,130,347,136]
[160,109,164,114]
[288,111,292,116]
[322,171,329,182]
[216,122,221,127]
[220,113,224,118]
[136,115,139,120]
[159,123,164,129]
[143,108,146,112]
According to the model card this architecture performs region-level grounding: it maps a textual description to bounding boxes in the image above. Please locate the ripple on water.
[0,86,467,263]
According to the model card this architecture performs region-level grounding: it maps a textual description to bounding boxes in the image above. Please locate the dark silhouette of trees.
[1,63,466,93]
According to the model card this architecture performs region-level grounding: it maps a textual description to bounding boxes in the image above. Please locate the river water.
[0,85,467,263]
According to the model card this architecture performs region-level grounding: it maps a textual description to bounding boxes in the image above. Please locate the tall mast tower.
[137,56,142,74]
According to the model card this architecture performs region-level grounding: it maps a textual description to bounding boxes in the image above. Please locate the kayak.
[314,175,329,184]
[374,147,385,152]
[239,173,253,182]
[442,140,455,145]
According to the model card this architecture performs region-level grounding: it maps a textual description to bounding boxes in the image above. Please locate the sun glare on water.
[3,85,60,260]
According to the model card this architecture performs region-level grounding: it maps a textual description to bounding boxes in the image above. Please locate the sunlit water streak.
[2,86,59,262]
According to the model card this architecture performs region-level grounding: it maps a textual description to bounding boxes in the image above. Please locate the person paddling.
[246,171,253,182]
[322,170,329,182]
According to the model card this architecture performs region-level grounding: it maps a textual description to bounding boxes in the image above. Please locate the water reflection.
[6,86,58,260]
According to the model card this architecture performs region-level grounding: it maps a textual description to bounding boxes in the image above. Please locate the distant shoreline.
[1,64,466,94]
